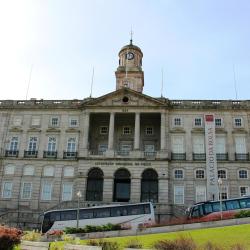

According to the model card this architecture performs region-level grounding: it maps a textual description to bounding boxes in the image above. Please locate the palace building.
[0,40,250,228]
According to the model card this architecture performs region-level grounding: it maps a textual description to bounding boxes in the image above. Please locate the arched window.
[43,166,54,177]
[23,165,35,176]
[195,169,205,179]
[141,169,158,203]
[86,168,103,201]
[113,168,131,202]
[239,169,248,179]
[218,169,227,179]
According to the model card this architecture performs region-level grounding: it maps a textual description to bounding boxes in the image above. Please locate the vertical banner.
[204,114,219,201]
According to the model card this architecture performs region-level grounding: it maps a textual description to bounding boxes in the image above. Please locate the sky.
[0,0,250,100]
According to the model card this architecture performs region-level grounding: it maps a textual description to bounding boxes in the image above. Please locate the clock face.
[126,52,134,60]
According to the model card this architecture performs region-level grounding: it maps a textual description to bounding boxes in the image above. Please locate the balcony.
[116,150,130,156]
[171,153,186,161]
[144,151,157,159]
[216,153,228,161]
[235,153,249,161]
[5,150,19,157]
[43,151,57,159]
[24,150,38,158]
[193,153,206,161]
[63,151,78,159]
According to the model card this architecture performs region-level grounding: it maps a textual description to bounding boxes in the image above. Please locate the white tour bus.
[41,202,155,233]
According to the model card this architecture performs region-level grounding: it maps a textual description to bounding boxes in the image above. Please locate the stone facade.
[0,41,250,228]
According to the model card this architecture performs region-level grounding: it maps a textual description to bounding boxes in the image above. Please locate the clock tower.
[115,39,144,93]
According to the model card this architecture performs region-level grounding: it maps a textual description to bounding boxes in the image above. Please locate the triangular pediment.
[84,88,167,107]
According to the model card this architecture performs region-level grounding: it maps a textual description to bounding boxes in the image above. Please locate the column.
[134,113,140,150]
[82,112,90,155]
[108,112,115,150]
[160,112,166,150]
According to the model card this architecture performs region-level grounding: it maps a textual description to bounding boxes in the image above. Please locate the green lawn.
[48,224,250,250]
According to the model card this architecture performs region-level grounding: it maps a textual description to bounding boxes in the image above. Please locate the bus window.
[225,200,240,210]
[203,204,213,215]
[191,206,200,218]
[239,198,250,209]
[111,206,128,217]
[79,209,93,219]
[212,202,226,212]
[144,204,151,214]
[61,210,77,221]
[50,211,61,221]
[128,205,144,215]
[95,208,111,218]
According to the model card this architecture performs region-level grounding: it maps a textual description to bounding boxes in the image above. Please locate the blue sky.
[0,0,250,100]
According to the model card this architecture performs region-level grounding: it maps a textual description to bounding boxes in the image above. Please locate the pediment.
[84,88,166,107]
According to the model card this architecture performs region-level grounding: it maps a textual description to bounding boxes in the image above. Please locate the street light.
[218,177,223,220]
[76,190,82,228]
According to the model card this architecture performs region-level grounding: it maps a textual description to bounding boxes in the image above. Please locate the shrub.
[154,235,197,250]
[87,239,120,250]
[203,242,224,250]
[234,210,250,218]
[0,226,22,250]
[22,230,42,241]
[125,239,143,248]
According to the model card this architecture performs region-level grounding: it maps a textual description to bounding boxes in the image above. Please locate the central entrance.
[113,168,131,202]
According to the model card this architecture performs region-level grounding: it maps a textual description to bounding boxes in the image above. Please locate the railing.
[216,153,228,161]
[171,153,186,160]
[24,150,38,158]
[5,150,19,157]
[193,153,206,161]
[43,151,57,159]
[89,150,106,156]
[235,153,249,161]
[116,150,130,156]
[63,151,78,159]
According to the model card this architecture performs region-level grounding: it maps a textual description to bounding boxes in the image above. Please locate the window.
[174,169,183,179]
[23,165,34,176]
[123,126,131,135]
[2,182,13,198]
[61,210,77,220]
[67,138,76,152]
[62,183,73,201]
[9,137,18,151]
[100,126,108,135]
[145,127,153,135]
[13,116,22,126]
[194,117,202,127]
[119,144,132,155]
[31,116,40,126]
[173,117,182,127]
[219,186,228,200]
[41,182,52,200]
[64,167,74,177]
[215,118,222,127]
[216,137,226,154]
[4,165,15,175]
[240,187,249,197]
[28,137,38,151]
[69,118,78,127]
[172,135,185,153]
[51,117,59,127]
[174,186,184,204]
[235,136,246,154]
[98,144,108,155]
[43,166,54,177]
[193,136,205,153]
[234,118,243,127]
[144,144,155,153]
[21,182,32,199]
[218,169,227,179]
[196,186,206,203]
[239,169,248,179]
[47,137,56,152]
[195,169,205,179]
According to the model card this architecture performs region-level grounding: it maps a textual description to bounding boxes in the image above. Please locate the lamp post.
[218,177,223,220]
[76,190,82,228]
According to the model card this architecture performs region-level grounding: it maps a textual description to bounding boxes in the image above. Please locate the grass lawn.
[49,224,250,249]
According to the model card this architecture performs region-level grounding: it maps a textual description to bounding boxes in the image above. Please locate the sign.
[204,114,219,201]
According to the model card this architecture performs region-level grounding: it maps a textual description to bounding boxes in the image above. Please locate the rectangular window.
[28,137,38,151]
[235,136,246,154]
[13,116,22,126]
[216,137,226,154]
[173,117,182,127]
[98,144,108,155]
[196,186,206,203]
[144,144,155,153]
[174,186,184,204]
[21,182,32,199]
[193,136,205,153]
[51,117,59,127]
[47,137,56,152]
[240,187,249,197]
[69,118,78,127]
[234,118,242,127]
[215,118,222,127]
[41,183,52,200]
[172,135,184,153]
[67,138,76,152]
[62,183,73,201]
[4,165,15,175]
[123,126,131,135]
[120,144,132,155]
[219,186,228,200]
[100,126,108,135]
[9,137,19,151]
[194,117,202,127]
[145,127,153,135]
[2,182,13,198]
[31,116,41,126]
